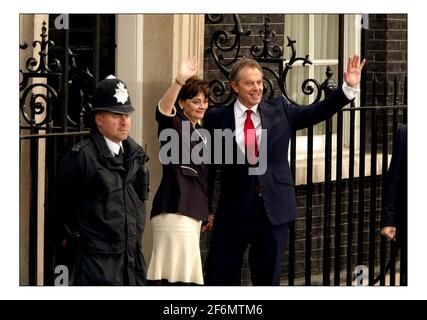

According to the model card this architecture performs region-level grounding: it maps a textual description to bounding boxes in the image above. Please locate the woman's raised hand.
[177,58,198,84]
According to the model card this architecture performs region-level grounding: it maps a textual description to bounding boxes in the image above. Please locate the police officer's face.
[95,111,131,143]
[179,91,208,126]
[231,66,263,108]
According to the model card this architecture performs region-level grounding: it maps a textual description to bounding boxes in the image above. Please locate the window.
[283,14,363,184]
[284,14,339,136]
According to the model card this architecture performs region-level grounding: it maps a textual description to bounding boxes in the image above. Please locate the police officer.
[54,76,149,285]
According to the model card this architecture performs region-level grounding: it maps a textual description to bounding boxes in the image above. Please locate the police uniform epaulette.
[71,140,90,153]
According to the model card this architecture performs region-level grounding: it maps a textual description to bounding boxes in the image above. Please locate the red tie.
[244,109,258,163]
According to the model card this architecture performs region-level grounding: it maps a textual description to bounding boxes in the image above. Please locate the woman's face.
[179,91,208,125]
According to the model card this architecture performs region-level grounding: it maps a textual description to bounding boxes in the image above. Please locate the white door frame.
[116,15,144,145]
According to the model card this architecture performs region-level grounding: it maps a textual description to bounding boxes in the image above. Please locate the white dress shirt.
[233,82,359,153]
[341,82,359,100]
[103,136,123,156]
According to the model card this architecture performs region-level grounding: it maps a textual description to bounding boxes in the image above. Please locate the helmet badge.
[114,82,129,104]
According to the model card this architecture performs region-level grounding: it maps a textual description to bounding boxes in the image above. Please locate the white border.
[6,0,425,300]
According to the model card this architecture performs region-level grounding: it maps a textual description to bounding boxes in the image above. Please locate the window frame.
[282,14,382,185]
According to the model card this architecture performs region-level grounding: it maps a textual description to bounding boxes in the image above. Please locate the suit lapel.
[258,100,274,153]
[222,103,236,132]
[221,103,242,163]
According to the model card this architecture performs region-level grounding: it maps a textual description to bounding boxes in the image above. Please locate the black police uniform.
[54,77,149,285]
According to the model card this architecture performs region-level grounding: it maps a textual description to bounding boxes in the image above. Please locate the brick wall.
[363,14,407,153]
[365,14,407,105]
[203,14,285,103]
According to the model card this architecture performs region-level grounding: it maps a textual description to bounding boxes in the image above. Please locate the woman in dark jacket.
[147,59,212,285]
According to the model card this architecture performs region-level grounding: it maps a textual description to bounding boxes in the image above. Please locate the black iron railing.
[206,14,335,108]
[19,16,115,285]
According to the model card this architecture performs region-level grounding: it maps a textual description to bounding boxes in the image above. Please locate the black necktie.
[116,148,124,163]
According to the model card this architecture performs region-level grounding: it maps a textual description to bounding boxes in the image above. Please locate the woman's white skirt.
[147,213,203,285]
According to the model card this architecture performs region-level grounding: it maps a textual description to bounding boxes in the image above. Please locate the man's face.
[95,111,131,143]
[231,66,263,108]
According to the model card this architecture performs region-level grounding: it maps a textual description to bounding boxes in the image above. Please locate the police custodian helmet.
[91,75,134,114]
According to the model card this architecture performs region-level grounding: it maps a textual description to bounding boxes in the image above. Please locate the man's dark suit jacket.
[204,88,351,229]
[381,124,407,231]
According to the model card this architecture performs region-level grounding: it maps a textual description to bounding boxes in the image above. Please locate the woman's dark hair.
[176,76,210,104]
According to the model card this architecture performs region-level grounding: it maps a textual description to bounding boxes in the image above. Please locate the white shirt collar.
[235,98,259,119]
[103,136,123,156]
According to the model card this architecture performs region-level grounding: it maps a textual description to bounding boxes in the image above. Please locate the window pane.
[312,65,338,135]
[284,15,308,57]
[285,66,310,106]
[314,64,338,86]
[284,14,340,137]
[314,14,339,60]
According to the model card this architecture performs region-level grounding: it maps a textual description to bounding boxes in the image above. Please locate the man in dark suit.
[204,55,365,285]
[381,124,407,284]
